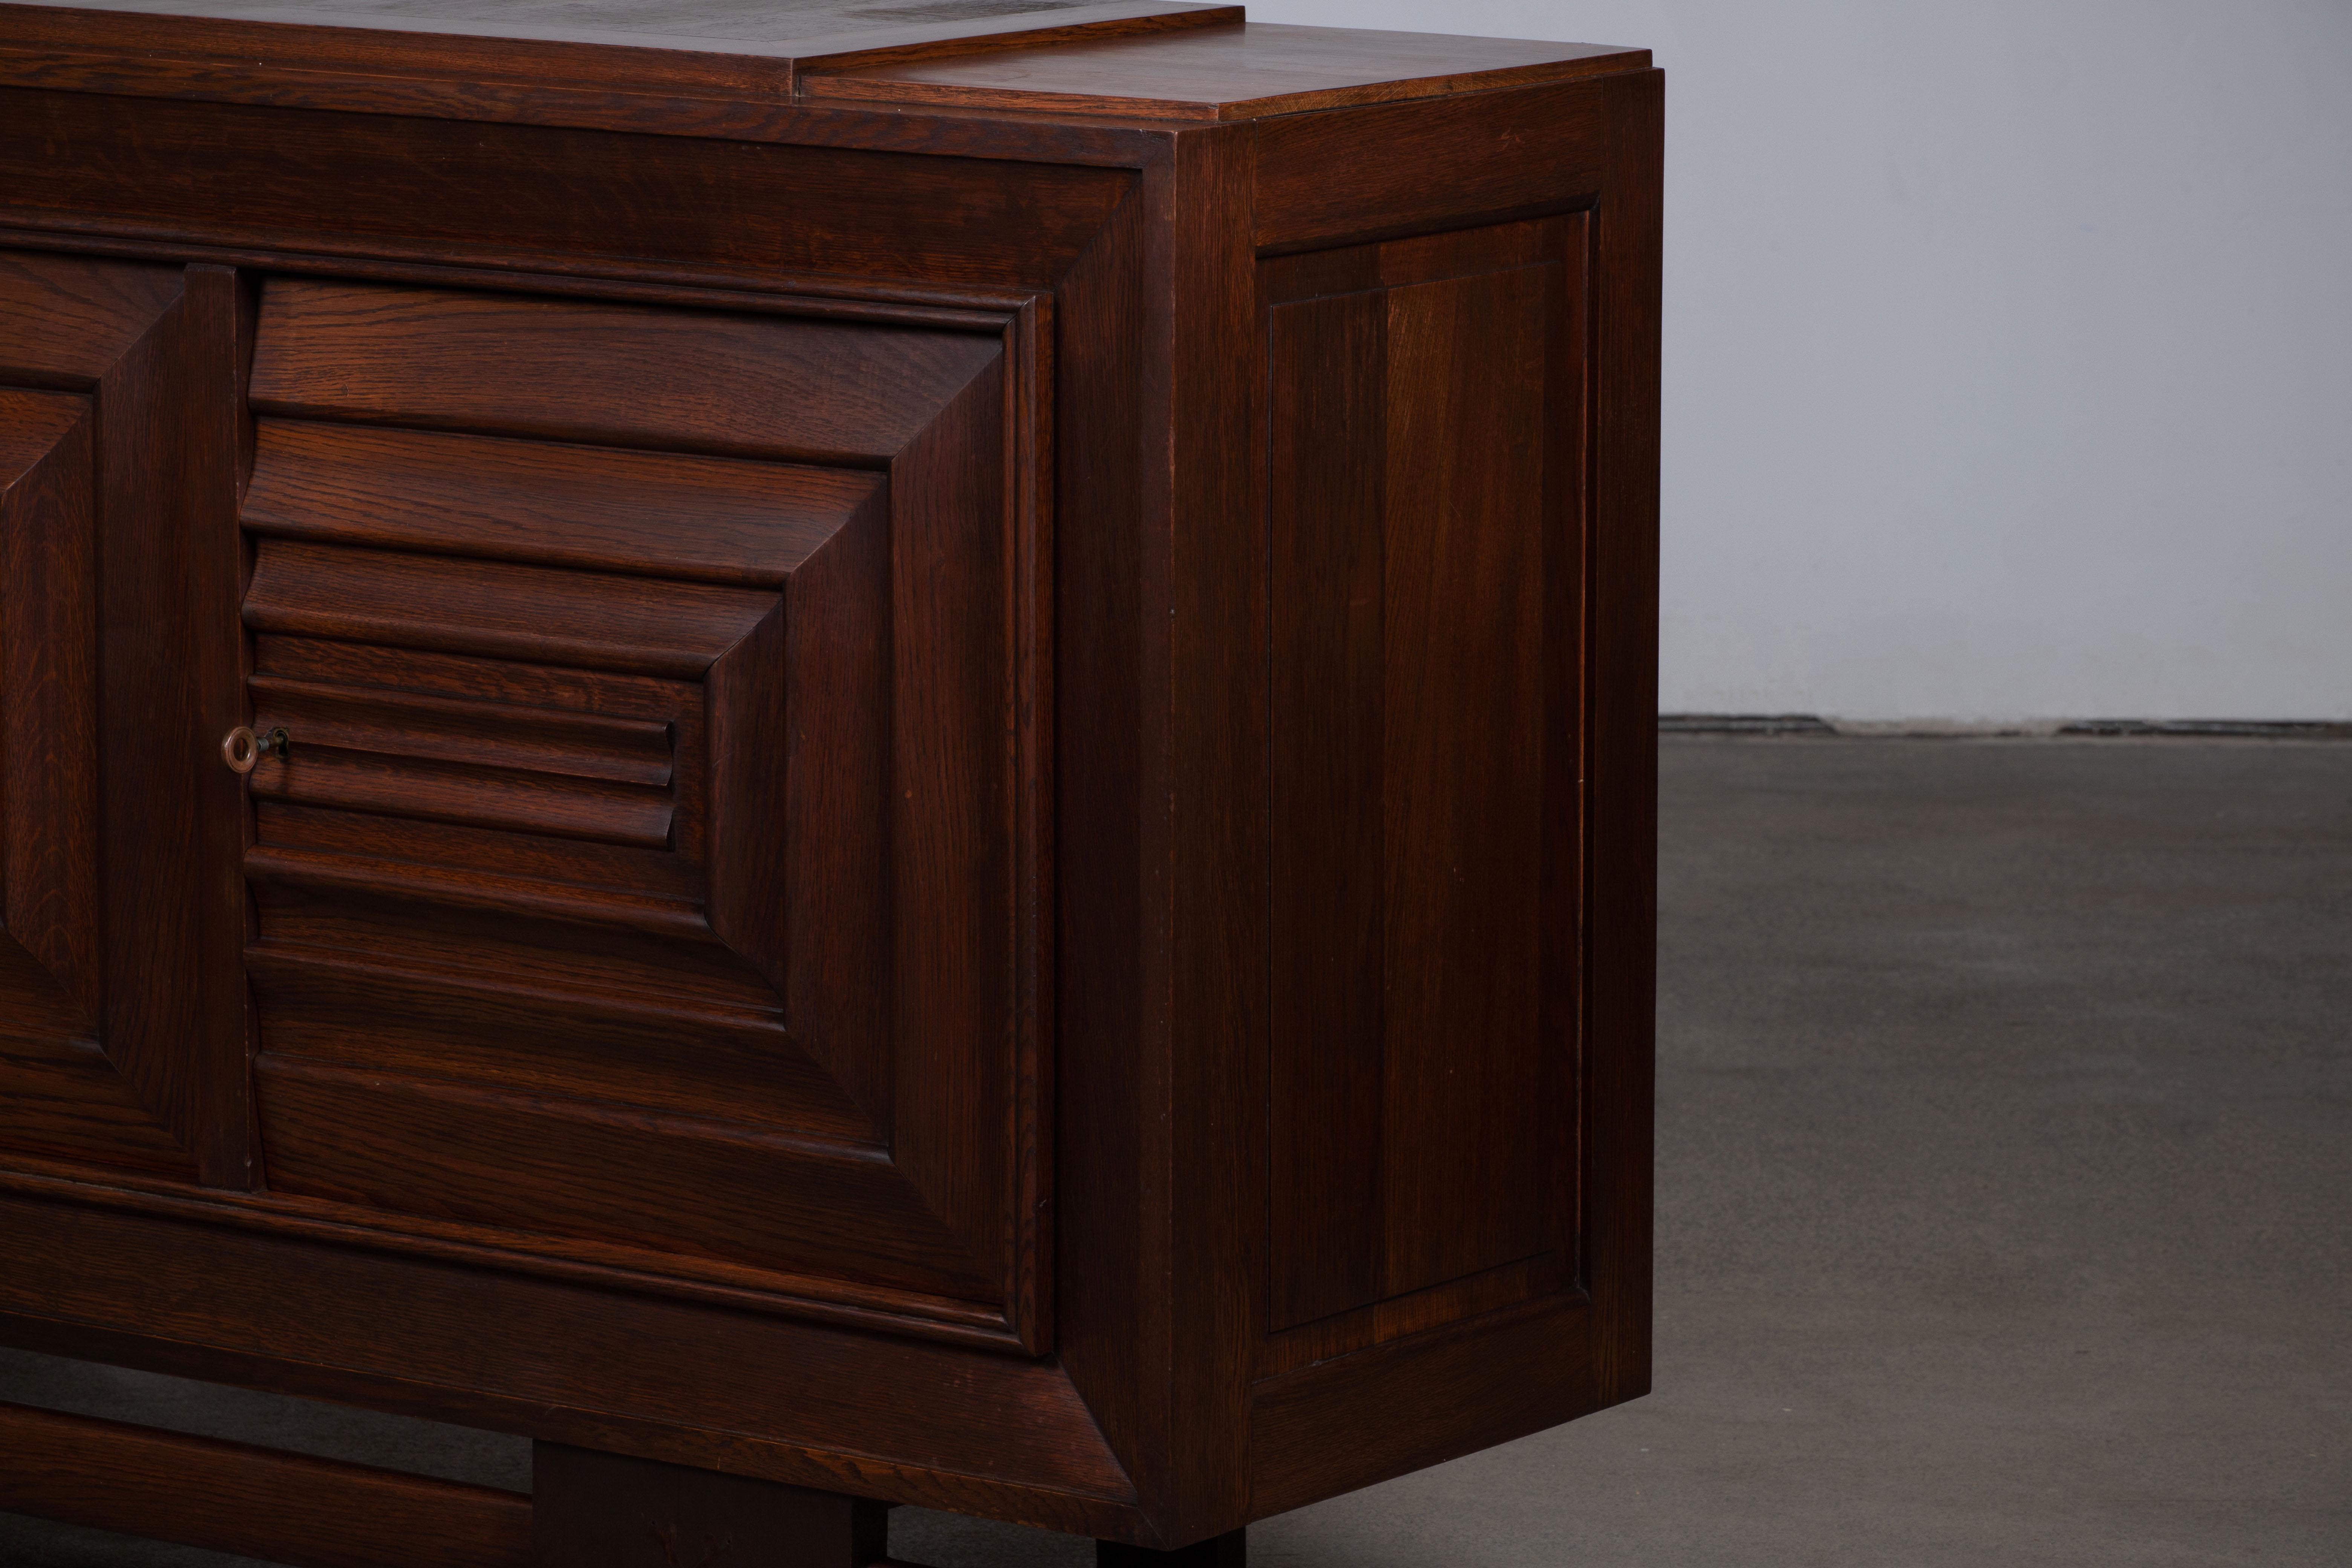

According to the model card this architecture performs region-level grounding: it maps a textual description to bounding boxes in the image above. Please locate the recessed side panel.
[1261,215,1587,1370]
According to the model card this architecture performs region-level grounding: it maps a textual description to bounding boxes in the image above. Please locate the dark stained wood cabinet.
[0,2,1659,1560]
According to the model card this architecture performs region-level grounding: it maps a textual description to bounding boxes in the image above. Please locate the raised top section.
[11,0,1240,57]
[802,22,1649,121]
[1,0,1648,130]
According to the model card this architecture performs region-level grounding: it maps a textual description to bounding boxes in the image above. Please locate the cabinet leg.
[1097,1528,1246,1566]
[532,1441,888,1567]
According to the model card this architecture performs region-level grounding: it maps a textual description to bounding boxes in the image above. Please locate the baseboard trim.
[1660,715,2352,740]
[1657,714,1836,735]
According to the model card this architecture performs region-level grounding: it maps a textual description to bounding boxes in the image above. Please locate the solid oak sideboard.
[0,2,1661,1561]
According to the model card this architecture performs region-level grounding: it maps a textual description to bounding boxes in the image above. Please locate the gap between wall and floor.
[1659,715,2352,740]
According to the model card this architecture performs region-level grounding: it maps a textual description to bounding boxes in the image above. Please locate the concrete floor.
[5,737,2347,1565]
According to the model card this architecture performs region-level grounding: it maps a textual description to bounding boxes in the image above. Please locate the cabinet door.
[233,280,1042,1344]
[0,250,248,1185]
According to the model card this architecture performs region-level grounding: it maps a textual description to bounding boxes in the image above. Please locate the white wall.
[1248,0,2352,721]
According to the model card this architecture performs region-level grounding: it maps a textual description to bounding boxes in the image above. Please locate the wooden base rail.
[0,1406,1248,1565]
[0,1398,532,1567]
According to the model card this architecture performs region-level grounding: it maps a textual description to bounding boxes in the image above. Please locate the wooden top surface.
[2,0,1649,126]
[9,0,1238,52]
[802,22,1648,121]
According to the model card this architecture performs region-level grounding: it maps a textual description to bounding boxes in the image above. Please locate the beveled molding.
[0,252,252,1187]
[0,229,1057,1357]
[0,221,1049,323]
[0,1159,1025,1350]
[0,83,1141,295]
[0,1193,1150,1542]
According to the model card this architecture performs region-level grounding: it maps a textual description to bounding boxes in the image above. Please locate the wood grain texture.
[0,0,1240,67]
[244,945,871,1138]
[243,538,779,677]
[1257,1256,1568,1382]
[1159,121,1263,1549]
[1263,217,1576,1349]
[253,1055,997,1298]
[0,1194,1142,1531]
[1253,77,1611,251]
[0,0,1242,145]
[1248,1298,1596,1518]
[0,252,249,1186]
[1585,67,1664,1412]
[1373,258,1551,1298]
[230,276,1041,1347]
[1006,293,1057,1363]
[251,636,700,730]
[766,487,895,1132]
[0,388,185,1172]
[252,744,678,849]
[248,881,782,1027]
[887,362,1020,1322]
[0,248,181,385]
[97,263,258,1190]
[249,677,675,788]
[1049,162,1157,1504]
[804,22,1648,122]
[0,390,102,1025]
[250,279,1003,464]
[243,420,880,583]
[0,89,1137,289]
[0,1398,531,1568]
[0,25,1657,1559]
[0,364,199,1166]
[789,2,1240,74]
[244,634,713,922]
[1264,290,1384,1329]
[0,1033,195,1176]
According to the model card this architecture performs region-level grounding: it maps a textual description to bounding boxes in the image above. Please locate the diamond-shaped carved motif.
[230,280,1039,1343]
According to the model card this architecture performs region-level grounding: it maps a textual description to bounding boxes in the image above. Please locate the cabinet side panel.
[1253,77,1608,251]
[1250,1296,1594,1519]
[1262,215,1581,1366]
[1586,67,1664,1409]
[1374,262,1550,1299]
[1266,291,1387,1331]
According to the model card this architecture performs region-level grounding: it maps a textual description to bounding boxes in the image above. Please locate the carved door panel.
[0,250,248,1186]
[234,280,1041,1344]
